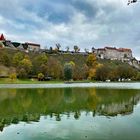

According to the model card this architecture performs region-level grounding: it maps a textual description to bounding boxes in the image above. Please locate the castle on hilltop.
[0,34,40,52]
[92,47,133,62]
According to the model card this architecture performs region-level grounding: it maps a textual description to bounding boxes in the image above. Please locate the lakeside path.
[0,82,140,89]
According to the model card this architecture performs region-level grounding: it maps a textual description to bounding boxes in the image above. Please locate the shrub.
[38,73,45,81]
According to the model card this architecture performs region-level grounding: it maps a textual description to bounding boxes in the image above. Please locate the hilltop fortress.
[92,47,133,62]
[0,33,139,68]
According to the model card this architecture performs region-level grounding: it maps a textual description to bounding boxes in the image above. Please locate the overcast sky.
[0,0,140,59]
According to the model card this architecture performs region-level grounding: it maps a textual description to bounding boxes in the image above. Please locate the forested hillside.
[0,48,140,81]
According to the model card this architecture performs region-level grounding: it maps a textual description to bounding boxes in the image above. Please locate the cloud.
[0,0,140,59]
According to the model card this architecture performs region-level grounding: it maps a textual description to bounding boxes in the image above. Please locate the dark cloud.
[0,0,140,59]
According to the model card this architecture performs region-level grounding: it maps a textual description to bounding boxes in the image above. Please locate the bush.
[38,73,45,81]
[9,73,17,81]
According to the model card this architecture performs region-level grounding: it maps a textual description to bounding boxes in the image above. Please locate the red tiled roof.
[0,34,5,41]
[118,48,132,52]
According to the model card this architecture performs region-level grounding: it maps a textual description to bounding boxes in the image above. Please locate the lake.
[0,83,140,140]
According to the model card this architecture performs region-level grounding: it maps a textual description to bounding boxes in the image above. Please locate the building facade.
[0,34,40,52]
[93,47,133,61]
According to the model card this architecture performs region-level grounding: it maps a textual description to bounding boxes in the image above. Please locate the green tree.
[0,53,10,66]
[95,65,111,81]
[9,73,17,81]
[33,54,48,75]
[38,73,45,81]
[136,72,140,81]
[74,45,80,52]
[12,52,24,67]
[64,63,72,81]
[117,65,137,80]
[47,57,62,79]
[19,58,32,73]
[18,68,27,78]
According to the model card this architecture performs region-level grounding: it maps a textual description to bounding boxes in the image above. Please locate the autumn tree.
[9,73,17,81]
[33,53,48,75]
[18,55,32,78]
[95,65,111,81]
[47,57,62,79]
[86,54,96,67]
[116,65,137,80]
[64,63,72,81]
[38,73,45,81]
[12,52,24,67]
[86,54,97,80]
[0,53,10,66]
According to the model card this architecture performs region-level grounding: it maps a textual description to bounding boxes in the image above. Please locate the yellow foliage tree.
[86,54,97,68]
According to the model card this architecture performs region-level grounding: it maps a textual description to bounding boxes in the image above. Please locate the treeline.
[0,49,140,81]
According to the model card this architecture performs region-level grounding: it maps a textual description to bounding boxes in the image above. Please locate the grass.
[0,78,94,84]
[0,78,64,84]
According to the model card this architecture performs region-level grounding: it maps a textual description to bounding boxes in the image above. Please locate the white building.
[93,47,133,61]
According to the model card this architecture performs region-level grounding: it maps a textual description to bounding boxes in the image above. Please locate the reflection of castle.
[0,34,40,52]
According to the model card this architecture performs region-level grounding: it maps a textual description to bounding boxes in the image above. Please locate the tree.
[86,54,96,67]
[0,53,10,66]
[18,68,27,78]
[33,54,48,75]
[84,48,89,53]
[12,52,24,67]
[9,73,17,81]
[136,72,140,81]
[47,57,63,79]
[116,65,136,80]
[49,47,53,53]
[64,63,72,81]
[74,45,79,53]
[66,46,69,52]
[19,58,32,73]
[38,73,45,81]
[17,56,32,78]
[56,43,61,51]
[95,65,111,81]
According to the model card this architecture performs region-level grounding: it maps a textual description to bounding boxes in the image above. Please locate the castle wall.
[94,47,133,61]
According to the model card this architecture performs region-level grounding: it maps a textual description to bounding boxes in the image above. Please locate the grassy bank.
[0,78,64,84]
[0,78,93,84]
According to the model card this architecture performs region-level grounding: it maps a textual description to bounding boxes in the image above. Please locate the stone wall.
[93,47,133,61]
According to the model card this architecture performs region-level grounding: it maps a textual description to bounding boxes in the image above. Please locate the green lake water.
[0,85,140,140]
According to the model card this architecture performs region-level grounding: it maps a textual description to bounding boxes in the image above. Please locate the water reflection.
[0,88,140,131]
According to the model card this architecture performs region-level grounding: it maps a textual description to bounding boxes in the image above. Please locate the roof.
[105,47,117,50]
[118,48,132,52]
[0,34,5,41]
[97,48,105,51]
[25,42,40,47]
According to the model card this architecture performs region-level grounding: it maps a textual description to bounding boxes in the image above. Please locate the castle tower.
[0,34,6,41]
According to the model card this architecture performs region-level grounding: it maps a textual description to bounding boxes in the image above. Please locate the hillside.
[0,48,140,81]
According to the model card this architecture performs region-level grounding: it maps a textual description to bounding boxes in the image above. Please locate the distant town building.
[92,47,133,61]
[0,34,41,52]
[25,42,40,52]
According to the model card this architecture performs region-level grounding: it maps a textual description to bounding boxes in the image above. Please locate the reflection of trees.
[74,111,81,120]
[0,88,140,130]
[64,88,75,104]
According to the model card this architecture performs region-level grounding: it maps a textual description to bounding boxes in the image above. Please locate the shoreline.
[0,82,140,89]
